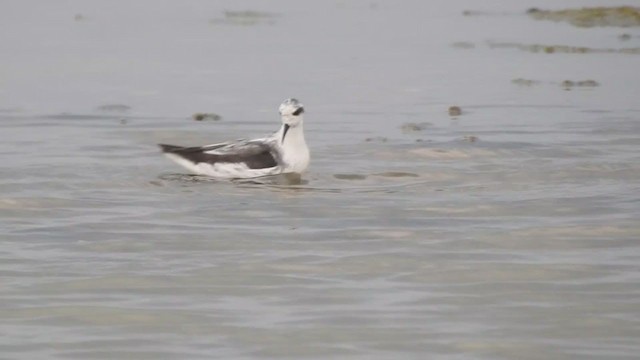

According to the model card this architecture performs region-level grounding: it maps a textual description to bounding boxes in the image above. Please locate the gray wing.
[159,139,279,169]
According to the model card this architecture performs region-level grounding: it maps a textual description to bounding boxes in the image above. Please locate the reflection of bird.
[159,98,309,179]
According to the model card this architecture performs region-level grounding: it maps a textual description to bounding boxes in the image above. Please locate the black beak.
[282,124,290,143]
[292,107,304,116]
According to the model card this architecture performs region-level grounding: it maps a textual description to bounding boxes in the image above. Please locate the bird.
[158,98,309,180]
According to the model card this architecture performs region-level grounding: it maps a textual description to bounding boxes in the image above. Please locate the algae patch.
[401,122,431,133]
[527,6,640,28]
[511,78,540,86]
[511,78,600,89]
[192,113,222,121]
[487,41,640,55]
[561,80,600,88]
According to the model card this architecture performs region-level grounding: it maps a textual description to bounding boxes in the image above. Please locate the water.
[2,1,640,359]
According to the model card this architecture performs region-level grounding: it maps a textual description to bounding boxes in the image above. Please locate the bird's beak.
[282,124,290,143]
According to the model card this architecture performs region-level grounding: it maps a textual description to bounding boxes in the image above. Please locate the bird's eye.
[292,107,304,116]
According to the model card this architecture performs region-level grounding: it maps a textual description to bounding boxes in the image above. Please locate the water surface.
[1,1,639,359]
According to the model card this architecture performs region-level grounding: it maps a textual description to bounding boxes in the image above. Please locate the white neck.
[277,122,310,173]
[280,122,305,145]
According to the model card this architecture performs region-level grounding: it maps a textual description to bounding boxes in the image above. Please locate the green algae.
[487,41,640,55]
[527,6,640,28]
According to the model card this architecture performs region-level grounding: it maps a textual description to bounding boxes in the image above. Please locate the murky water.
[2,1,640,359]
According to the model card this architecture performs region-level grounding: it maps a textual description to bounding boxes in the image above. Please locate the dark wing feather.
[159,142,229,154]
[158,144,184,153]
[158,142,278,169]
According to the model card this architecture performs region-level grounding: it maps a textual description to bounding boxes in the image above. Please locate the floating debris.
[448,106,462,117]
[462,135,479,143]
[561,80,600,88]
[401,122,431,133]
[192,113,222,121]
[96,104,131,113]
[511,78,540,86]
[527,6,640,28]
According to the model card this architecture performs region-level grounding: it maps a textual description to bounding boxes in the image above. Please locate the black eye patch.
[292,107,304,116]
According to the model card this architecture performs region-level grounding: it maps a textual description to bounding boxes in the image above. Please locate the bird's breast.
[282,145,310,173]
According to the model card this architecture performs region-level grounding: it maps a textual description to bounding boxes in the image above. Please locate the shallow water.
[2,0,640,359]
